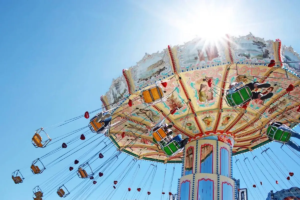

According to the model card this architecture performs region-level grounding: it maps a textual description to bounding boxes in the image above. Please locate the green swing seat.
[266,125,291,143]
[153,138,181,156]
[163,141,181,156]
[226,86,252,107]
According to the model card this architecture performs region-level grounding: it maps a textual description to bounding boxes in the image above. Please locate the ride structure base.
[178,139,235,200]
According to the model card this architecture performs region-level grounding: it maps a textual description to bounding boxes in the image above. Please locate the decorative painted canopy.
[100,33,300,163]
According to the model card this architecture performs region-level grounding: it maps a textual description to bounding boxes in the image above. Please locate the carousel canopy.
[100,33,300,163]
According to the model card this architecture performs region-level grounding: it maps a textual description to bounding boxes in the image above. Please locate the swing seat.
[57,189,65,197]
[153,128,167,142]
[78,168,88,178]
[89,116,105,133]
[141,86,164,104]
[12,176,23,184]
[34,191,43,198]
[33,197,42,200]
[32,133,43,147]
[225,86,252,107]
[163,140,181,156]
[267,125,291,143]
[31,165,41,174]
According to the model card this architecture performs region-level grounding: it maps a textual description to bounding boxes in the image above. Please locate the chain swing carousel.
[12,33,300,200]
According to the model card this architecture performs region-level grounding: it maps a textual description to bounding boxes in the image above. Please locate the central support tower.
[178,138,235,200]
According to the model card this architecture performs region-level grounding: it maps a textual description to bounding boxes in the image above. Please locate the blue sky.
[1,0,300,199]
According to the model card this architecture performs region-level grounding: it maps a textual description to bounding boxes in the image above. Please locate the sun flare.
[177,8,234,42]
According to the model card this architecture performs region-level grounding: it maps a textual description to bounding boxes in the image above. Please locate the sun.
[155,1,236,44]
[178,8,234,43]
[133,1,237,43]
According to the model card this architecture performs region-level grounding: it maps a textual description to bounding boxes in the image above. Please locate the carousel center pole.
[178,138,235,200]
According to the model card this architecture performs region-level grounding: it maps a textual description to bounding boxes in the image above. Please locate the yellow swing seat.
[31,165,41,174]
[12,176,22,184]
[57,189,65,197]
[32,133,43,147]
[153,128,167,142]
[89,117,104,133]
[78,168,88,178]
[141,86,164,104]
[34,191,43,198]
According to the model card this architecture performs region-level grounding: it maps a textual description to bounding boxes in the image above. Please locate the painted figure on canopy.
[268,99,287,115]
[202,116,213,127]
[235,75,249,83]
[221,114,233,126]
[166,93,183,111]
[135,108,159,123]
[186,122,196,132]
[197,44,219,61]
[198,77,214,102]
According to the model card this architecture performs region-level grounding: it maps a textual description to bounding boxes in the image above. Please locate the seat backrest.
[78,168,88,178]
[32,134,43,147]
[36,166,41,173]
[31,165,41,174]
[35,191,43,197]
[266,125,276,138]
[57,189,65,197]
[31,165,36,173]
[90,117,103,132]
[150,86,163,101]
[153,128,167,142]
[226,86,252,107]
[142,86,163,104]
[280,131,291,142]
[142,90,153,103]
[164,141,181,156]
[35,133,42,140]
[163,145,173,156]
[157,128,167,138]
[12,176,17,183]
[12,176,22,183]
